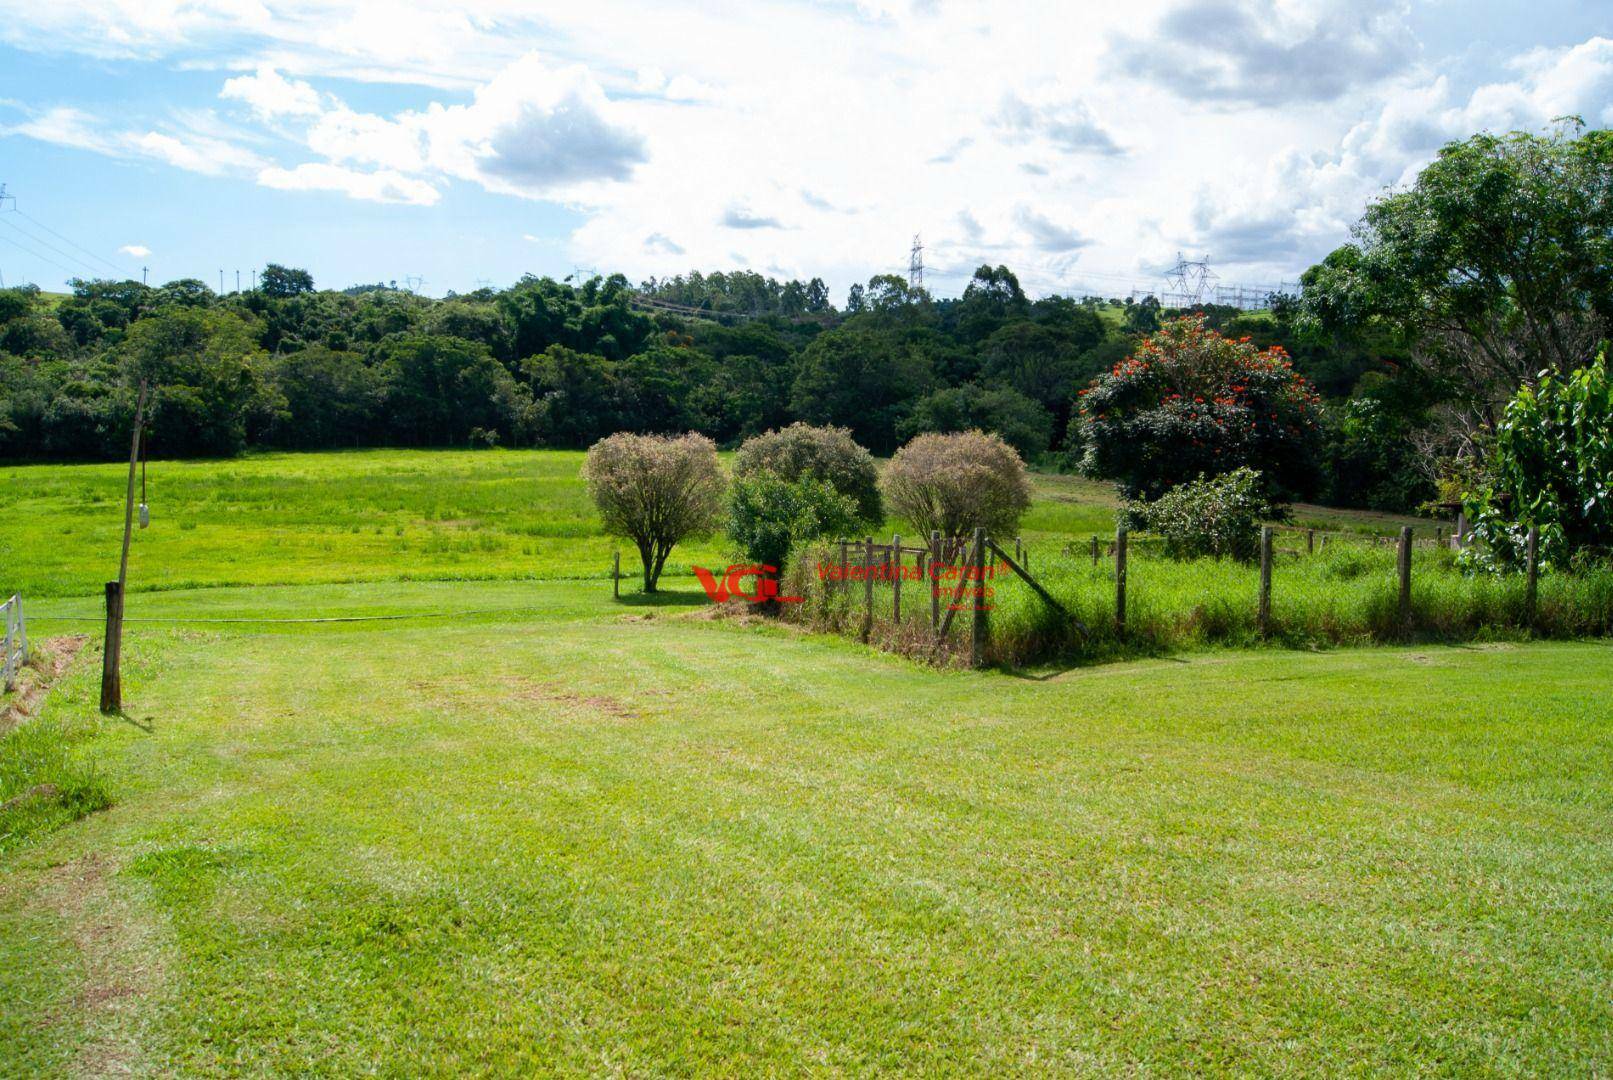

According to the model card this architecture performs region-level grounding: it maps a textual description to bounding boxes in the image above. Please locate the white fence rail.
[2,594,27,690]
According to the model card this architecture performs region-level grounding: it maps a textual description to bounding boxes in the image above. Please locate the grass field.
[0,448,1435,601]
[2,449,1610,1075]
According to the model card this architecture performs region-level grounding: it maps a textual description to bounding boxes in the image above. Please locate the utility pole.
[908,233,924,291]
[101,378,149,714]
[219,269,225,294]
[141,266,148,286]
[236,269,241,292]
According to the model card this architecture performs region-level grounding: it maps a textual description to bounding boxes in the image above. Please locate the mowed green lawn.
[0,449,1608,1075]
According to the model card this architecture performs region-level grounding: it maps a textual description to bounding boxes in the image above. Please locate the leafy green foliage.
[1074,314,1322,501]
[898,385,1052,459]
[1466,352,1613,568]
[1300,124,1613,411]
[727,472,861,572]
[1123,467,1273,561]
[733,422,882,524]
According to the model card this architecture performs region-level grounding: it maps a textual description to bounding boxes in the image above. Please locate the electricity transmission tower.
[908,234,925,291]
[1164,252,1216,306]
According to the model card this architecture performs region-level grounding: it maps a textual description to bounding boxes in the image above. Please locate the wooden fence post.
[969,527,987,668]
[838,540,849,593]
[1524,525,1540,628]
[1090,534,1099,567]
[1397,526,1413,630]
[1306,528,1315,555]
[861,536,875,642]
[1258,526,1273,635]
[930,530,941,630]
[892,534,902,624]
[1114,526,1128,636]
[1455,511,1468,551]
[99,581,122,713]
[612,550,620,599]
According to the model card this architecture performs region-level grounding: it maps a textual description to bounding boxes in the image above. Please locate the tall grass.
[783,538,1613,667]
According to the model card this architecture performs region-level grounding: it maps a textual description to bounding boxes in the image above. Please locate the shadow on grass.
[613,588,711,610]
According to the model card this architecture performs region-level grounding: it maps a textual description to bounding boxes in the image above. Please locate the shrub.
[1123,468,1273,561]
[583,432,725,591]
[727,473,862,578]
[1072,314,1322,501]
[1466,351,1613,570]
[882,430,1031,539]
[733,422,882,524]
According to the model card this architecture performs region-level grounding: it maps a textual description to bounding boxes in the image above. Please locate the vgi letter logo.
[693,564,803,603]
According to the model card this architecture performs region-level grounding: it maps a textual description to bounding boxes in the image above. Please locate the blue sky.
[0,0,1609,301]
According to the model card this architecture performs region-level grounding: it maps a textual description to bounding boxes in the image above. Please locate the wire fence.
[778,521,1613,668]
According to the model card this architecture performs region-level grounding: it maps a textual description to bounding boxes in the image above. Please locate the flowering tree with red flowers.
[1071,314,1323,501]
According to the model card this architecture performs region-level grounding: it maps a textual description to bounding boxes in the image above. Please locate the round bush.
[882,429,1031,539]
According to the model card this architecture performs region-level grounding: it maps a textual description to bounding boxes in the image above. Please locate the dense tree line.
[0,258,1429,509]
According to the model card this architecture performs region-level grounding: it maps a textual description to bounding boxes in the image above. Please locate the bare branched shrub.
[882,430,1031,539]
[584,432,725,591]
[733,422,882,524]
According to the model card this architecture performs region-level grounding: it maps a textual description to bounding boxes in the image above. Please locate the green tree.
[260,264,315,298]
[1301,123,1613,421]
[789,327,931,452]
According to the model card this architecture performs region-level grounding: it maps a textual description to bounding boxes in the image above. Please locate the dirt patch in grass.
[493,676,643,720]
[2,635,88,735]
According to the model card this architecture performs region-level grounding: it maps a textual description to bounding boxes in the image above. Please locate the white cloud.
[119,244,152,257]
[220,65,325,119]
[257,162,441,205]
[991,92,1123,156]
[3,105,264,176]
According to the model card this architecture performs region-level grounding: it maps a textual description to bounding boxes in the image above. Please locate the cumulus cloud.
[991,92,1123,156]
[1111,0,1415,106]
[118,244,151,257]
[257,162,441,205]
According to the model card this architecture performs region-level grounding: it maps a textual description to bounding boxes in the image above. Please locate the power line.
[14,209,122,274]
[0,215,107,277]
[0,230,80,278]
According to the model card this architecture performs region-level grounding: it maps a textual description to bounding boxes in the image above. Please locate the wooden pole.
[612,550,620,599]
[1397,526,1413,630]
[1306,528,1315,555]
[1114,526,1128,637]
[838,540,849,593]
[891,534,902,624]
[929,530,941,630]
[1524,525,1540,628]
[861,536,874,642]
[1091,534,1099,567]
[101,378,147,714]
[1258,525,1273,636]
[969,527,987,668]
[1455,511,1468,551]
